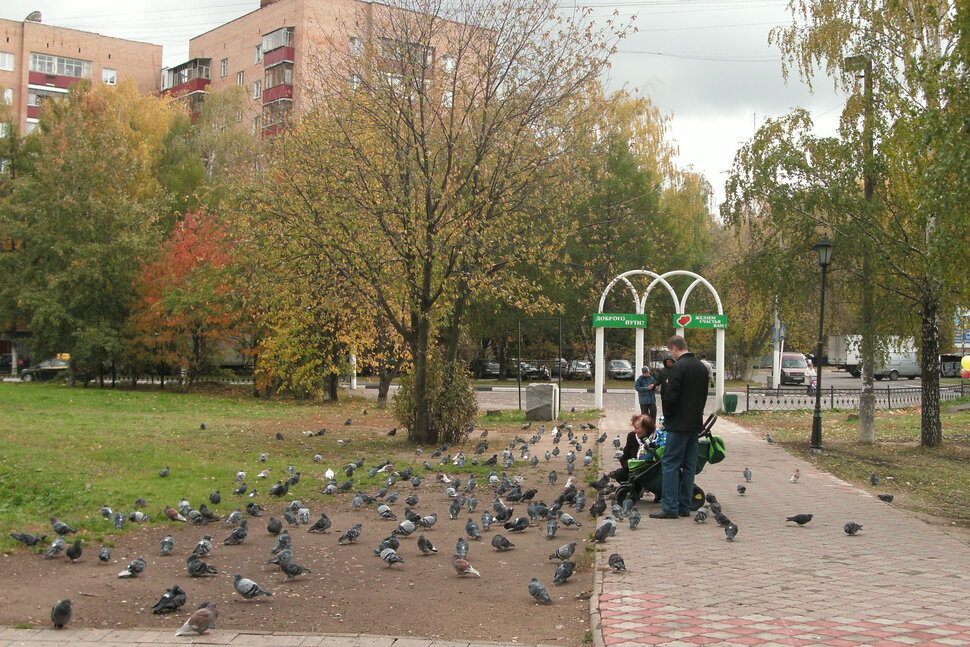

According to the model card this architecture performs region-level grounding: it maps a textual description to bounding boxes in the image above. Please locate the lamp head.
[814,238,833,268]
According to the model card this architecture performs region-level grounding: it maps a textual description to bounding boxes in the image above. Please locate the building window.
[0,123,8,138]
[350,74,362,91]
[237,71,245,85]
[253,80,262,99]
[0,51,14,71]
[25,120,38,134]
[442,55,456,73]
[252,115,261,135]
[255,44,262,64]
[442,90,453,107]
[349,37,364,56]
[220,58,228,77]
[29,52,92,79]
[262,27,294,53]
[2,88,12,105]
[102,67,117,85]
[28,87,62,107]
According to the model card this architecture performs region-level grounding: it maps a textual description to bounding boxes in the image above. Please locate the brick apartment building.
[0,13,162,136]
[163,0,393,137]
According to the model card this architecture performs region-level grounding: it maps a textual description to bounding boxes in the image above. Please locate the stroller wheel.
[615,485,640,508]
[691,485,705,511]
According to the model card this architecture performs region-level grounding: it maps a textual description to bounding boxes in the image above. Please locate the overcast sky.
[2,0,845,208]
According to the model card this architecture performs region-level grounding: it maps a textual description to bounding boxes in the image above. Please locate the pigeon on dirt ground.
[528,578,552,604]
[224,520,249,545]
[118,557,146,578]
[790,469,800,483]
[65,539,83,563]
[490,534,515,551]
[49,517,76,535]
[553,561,576,585]
[878,494,894,502]
[98,546,111,563]
[737,484,746,495]
[417,534,437,554]
[379,547,405,568]
[152,585,186,614]
[9,532,47,546]
[307,513,332,533]
[339,523,363,544]
[280,561,312,580]
[174,602,219,636]
[234,574,272,599]
[160,534,175,556]
[743,467,752,482]
[725,523,739,541]
[51,599,72,629]
[452,554,481,577]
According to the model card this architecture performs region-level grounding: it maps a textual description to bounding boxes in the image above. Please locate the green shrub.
[393,357,478,445]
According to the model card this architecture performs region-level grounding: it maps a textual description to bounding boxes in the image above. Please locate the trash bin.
[722,393,738,414]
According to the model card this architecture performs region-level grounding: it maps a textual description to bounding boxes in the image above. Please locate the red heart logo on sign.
[677,315,692,327]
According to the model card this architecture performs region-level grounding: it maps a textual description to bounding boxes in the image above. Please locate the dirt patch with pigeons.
[0,406,615,644]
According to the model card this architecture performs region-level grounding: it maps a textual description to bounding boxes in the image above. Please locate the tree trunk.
[410,311,433,444]
[377,364,398,408]
[324,374,339,401]
[443,283,469,364]
[920,290,942,447]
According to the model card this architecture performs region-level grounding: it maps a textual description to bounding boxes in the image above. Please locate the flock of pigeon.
[9,417,635,634]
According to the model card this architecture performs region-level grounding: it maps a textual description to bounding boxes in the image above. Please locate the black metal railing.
[744,383,967,411]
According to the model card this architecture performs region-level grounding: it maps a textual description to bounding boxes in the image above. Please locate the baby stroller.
[615,414,725,511]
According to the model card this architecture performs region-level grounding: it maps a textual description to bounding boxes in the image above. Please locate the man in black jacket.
[650,335,709,519]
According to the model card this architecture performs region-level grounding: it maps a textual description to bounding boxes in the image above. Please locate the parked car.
[607,359,634,380]
[517,361,551,381]
[567,360,592,380]
[0,353,26,375]
[780,352,810,385]
[549,358,569,377]
[20,358,71,381]
[470,358,501,379]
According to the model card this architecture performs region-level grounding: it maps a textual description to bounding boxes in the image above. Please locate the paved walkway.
[592,406,970,647]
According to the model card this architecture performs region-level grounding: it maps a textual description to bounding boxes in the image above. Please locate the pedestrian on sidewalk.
[635,366,657,419]
[651,335,708,519]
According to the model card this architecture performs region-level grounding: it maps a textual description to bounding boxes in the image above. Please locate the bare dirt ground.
[1,407,604,644]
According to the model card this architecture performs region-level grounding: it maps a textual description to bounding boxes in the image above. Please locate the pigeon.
[151,585,186,614]
[280,561,312,580]
[844,521,863,536]
[559,512,582,528]
[159,466,170,477]
[608,553,626,571]
[546,518,559,538]
[392,519,416,537]
[553,560,576,585]
[786,514,813,526]
[504,516,530,533]
[766,433,774,444]
[9,532,47,546]
[379,547,405,567]
[589,497,606,518]
[737,484,746,495]
[339,523,363,544]
[466,519,482,540]
[456,537,469,559]
[297,508,311,524]
[593,521,612,543]
[377,504,397,521]
[118,557,146,578]
[234,483,248,496]
[165,506,187,522]
[267,517,283,535]
[417,534,438,554]
[714,512,732,527]
[44,537,67,559]
[548,542,576,561]
[275,432,284,440]
[878,494,894,502]
[452,554,481,577]
[308,513,332,533]
[98,546,111,563]
[51,599,73,629]
[224,520,249,545]
[790,469,800,483]
[135,497,148,508]
[209,490,221,505]
[490,534,515,551]
[528,578,552,604]
[234,574,272,599]
[193,535,213,556]
[65,539,83,563]
[186,554,218,577]
[870,473,880,486]
[693,508,708,523]
[129,510,149,523]
[743,467,752,482]
[418,513,438,529]
[174,602,219,636]
[160,534,175,556]
[49,517,77,535]
[99,504,113,519]
[725,523,739,541]
[627,507,641,530]
[271,530,292,554]
[266,548,293,566]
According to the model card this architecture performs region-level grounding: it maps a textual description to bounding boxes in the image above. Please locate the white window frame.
[442,55,456,73]
[0,51,14,71]
[220,58,228,77]
[237,70,245,85]
[102,67,117,85]
[255,44,263,64]
[2,88,12,105]
[253,80,262,99]
[350,37,364,56]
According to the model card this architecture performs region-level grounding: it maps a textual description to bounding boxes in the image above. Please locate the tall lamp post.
[810,238,833,450]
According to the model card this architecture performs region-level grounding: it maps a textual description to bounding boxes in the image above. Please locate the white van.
[874,352,920,380]
[780,352,810,385]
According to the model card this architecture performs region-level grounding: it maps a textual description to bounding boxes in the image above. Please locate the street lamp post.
[810,238,833,450]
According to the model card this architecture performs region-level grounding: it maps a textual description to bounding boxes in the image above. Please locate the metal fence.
[744,383,968,411]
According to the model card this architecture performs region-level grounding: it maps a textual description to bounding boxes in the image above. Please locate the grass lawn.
[731,399,970,526]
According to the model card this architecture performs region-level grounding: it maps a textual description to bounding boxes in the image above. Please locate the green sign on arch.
[593,313,648,328]
[674,313,728,329]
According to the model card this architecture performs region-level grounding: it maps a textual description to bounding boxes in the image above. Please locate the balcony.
[263,46,294,69]
[162,76,211,98]
[161,58,212,96]
[262,84,293,103]
[28,70,83,90]
[26,105,42,119]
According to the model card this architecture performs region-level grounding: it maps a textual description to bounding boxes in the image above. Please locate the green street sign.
[674,313,728,329]
[593,313,647,328]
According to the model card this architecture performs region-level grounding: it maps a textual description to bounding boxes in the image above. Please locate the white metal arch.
[594,270,726,412]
